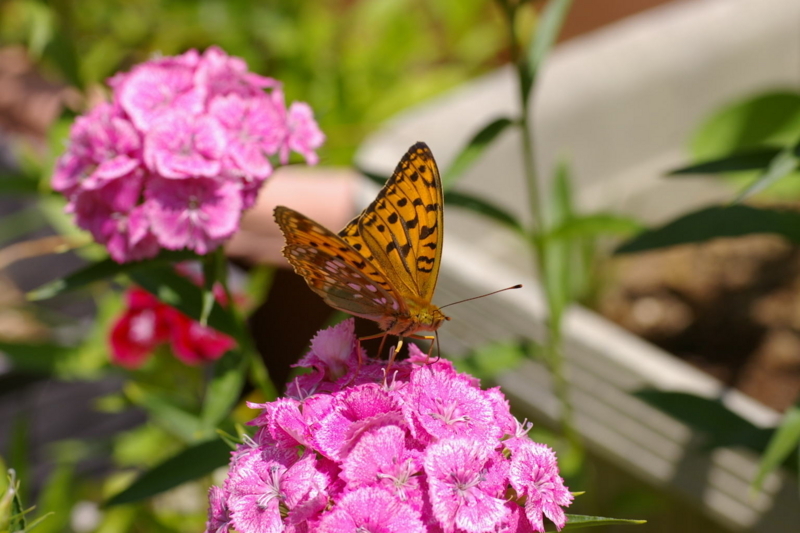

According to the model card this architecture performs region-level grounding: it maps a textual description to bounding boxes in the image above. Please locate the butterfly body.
[274,142,448,339]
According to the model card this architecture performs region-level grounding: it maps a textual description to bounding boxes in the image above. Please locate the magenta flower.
[144,177,242,255]
[207,319,574,532]
[341,425,423,504]
[204,486,233,533]
[424,438,509,533]
[316,487,426,533]
[509,441,574,532]
[403,361,501,444]
[52,102,141,195]
[209,93,285,180]
[284,102,325,165]
[53,46,324,263]
[114,50,204,131]
[144,113,226,179]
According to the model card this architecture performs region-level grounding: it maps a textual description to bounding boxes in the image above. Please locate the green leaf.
[524,0,574,97]
[444,191,524,233]
[27,249,199,301]
[545,214,643,241]
[691,92,800,161]
[441,117,514,190]
[128,265,238,338]
[555,514,646,530]
[0,173,40,195]
[733,144,800,202]
[133,391,201,442]
[7,470,26,533]
[670,147,784,175]
[104,439,230,507]
[42,26,82,89]
[615,205,800,254]
[0,342,74,375]
[635,390,772,451]
[200,349,248,434]
[32,461,74,533]
[752,402,800,492]
[541,162,577,324]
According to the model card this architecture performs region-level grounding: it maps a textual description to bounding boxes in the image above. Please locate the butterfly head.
[383,299,449,337]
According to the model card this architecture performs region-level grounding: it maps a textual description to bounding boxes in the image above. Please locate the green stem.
[214,248,277,400]
[502,0,579,448]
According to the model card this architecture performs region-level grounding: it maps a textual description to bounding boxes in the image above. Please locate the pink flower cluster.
[110,286,234,368]
[53,47,325,263]
[206,320,572,533]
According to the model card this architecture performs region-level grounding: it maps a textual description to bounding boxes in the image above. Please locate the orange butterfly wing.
[275,142,446,336]
[274,206,408,327]
[339,142,443,302]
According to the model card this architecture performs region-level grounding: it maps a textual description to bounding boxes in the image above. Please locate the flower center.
[450,469,484,495]
[430,398,470,426]
[129,310,156,343]
[256,465,284,509]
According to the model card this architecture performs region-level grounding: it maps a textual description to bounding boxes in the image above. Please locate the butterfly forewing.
[340,142,443,301]
[274,206,407,322]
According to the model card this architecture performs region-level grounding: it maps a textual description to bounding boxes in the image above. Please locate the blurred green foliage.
[0,0,506,164]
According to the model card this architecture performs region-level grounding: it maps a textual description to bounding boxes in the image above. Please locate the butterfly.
[274,142,449,347]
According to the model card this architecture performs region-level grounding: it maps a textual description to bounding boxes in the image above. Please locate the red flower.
[109,286,234,368]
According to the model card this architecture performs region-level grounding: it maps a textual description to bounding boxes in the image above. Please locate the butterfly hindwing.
[274,206,407,322]
[340,142,443,301]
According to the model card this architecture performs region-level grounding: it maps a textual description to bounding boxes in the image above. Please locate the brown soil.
[598,234,800,412]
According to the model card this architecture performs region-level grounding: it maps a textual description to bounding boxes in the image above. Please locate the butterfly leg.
[359,331,391,359]
[408,334,436,361]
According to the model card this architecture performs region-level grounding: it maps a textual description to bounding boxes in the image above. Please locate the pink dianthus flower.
[54,46,324,263]
[207,319,573,532]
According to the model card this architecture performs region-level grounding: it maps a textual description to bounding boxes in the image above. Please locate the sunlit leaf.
[545,214,643,241]
[734,144,800,202]
[200,349,248,434]
[691,92,800,160]
[752,402,800,493]
[524,0,574,97]
[555,514,646,530]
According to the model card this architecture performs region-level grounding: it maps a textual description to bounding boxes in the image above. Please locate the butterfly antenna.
[439,284,523,310]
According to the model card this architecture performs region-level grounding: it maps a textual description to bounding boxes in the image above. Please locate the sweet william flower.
[143,113,227,179]
[316,487,426,533]
[207,319,573,532]
[509,441,574,532]
[144,176,242,255]
[53,46,324,263]
[424,437,509,533]
[109,272,235,368]
[205,486,233,533]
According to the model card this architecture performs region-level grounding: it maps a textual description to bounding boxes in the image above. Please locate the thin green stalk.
[214,248,277,400]
[502,0,579,447]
